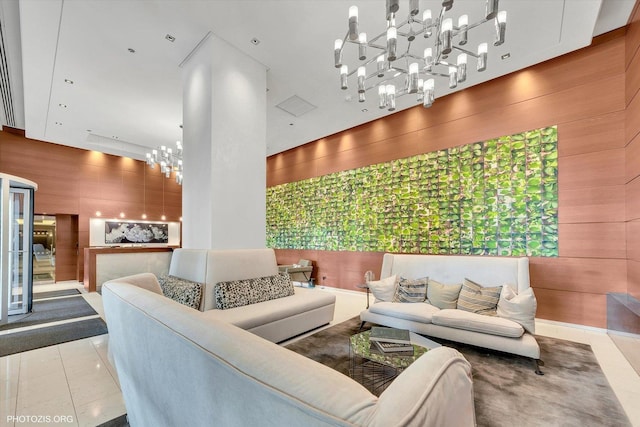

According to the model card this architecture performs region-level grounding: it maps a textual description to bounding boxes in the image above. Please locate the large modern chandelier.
[334,0,507,110]
[145,141,183,185]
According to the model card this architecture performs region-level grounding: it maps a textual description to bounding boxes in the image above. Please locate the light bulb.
[377,55,385,77]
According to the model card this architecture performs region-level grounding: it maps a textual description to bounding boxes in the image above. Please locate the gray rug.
[33,288,81,300]
[0,318,108,356]
[0,296,97,331]
[286,317,631,427]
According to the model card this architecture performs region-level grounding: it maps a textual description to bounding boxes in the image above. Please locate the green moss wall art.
[267,126,558,257]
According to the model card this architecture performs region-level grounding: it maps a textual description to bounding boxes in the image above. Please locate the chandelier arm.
[406,53,424,61]
[368,30,391,45]
[460,17,492,34]
[366,42,387,52]
[451,45,480,58]
[421,71,450,79]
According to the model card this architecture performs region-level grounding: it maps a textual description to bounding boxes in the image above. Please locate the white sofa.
[166,248,336,343]
[103,279,477,427]
[360,254,542,373]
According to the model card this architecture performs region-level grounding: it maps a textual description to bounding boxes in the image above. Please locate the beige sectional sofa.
[103,279,477,426]
[159,248,336,343]
[360,253,543,373]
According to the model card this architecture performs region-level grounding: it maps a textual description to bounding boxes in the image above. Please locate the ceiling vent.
[0,18,15,127]
[276,95,316,117]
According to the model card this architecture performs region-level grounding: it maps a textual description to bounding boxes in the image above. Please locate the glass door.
[8,188,33,315]
[1,174,37,325]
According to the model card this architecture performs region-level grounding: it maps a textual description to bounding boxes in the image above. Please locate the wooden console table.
[83,247,174,292]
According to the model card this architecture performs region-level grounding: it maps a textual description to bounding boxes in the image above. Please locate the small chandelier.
[145,141,183,185]
[334,0,507,110]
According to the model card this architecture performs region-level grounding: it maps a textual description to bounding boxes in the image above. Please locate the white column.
[181,34,267,249]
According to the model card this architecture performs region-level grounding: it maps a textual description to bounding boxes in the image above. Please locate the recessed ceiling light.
[501,53,511,60]
[64,79,74,84]
[250,37,260,45]
[165,34,176,42]
[289,123,294,126]
[362,108,368,112]
[128,48,136,53]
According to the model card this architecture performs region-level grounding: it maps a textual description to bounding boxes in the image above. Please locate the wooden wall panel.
[274,249,385,291]
[626,132,640,183]
[628,260,640,301]
[0,131,182,282]
[558,149,625,190]
[627,2,640,302]
[626,82,640,144]
[534,288,606,327]
[529,257,627,293]
[558,112,625,157]
[271,75,625,187]
[558,223,626,259]
[627,220,640,262]
[626,33,640,105]
[558,186,625,223]
[625,1,640,69]
[55,214,78,281]
[627,176,640,221]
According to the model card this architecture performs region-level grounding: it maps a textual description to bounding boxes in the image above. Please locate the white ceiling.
[0,0,636,159]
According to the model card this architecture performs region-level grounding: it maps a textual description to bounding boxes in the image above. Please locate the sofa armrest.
[104,272,163,295]
[372,347,475,427]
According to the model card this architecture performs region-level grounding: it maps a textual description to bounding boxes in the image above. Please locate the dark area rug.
[286,317,631,427]
[0,295,97,331]
[33,288,81,300]
[0,317,108,356]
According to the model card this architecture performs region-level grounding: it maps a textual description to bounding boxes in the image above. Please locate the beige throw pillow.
[367,275,397,302]
[427,279,463,309]
[457,278,502,316]
[497,286,537,334]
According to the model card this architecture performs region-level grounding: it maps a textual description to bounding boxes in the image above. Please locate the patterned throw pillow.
[215,273,295,310]
[392,277,428,303]
[457,278,502,316]
[157,275,203,310]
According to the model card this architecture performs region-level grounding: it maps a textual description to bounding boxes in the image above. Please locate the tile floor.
[1,282,639,426]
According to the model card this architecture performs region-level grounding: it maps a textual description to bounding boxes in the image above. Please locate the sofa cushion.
[215,273,294,310]
[157,275,203,310]
[367,275,397,302]
[427,280,463,309]
[456,278,502,316]
[204,287,335,330]
[392,277,428,303]
[432,309,524,338]
[497,286,537,334]
[369,301,440,323]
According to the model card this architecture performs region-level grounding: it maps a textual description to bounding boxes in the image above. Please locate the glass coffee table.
[349,329,441,395]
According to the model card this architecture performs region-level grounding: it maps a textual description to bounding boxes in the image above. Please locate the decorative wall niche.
[267,126,558,257]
